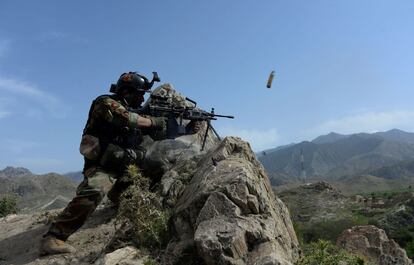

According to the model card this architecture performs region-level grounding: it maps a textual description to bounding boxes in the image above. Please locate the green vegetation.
[143,257,159,265]
[388,225,414,259]
[297,240,365,265]
[295,218,369,244]
[360,188,412,203]
[0,194,18,217]
[291,185,414,260]
[117,165,171,251]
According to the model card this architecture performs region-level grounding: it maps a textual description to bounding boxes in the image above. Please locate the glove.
[150,117,167,130]
[124,147,146,165]
[186,120,203,134]
[100,144,147,171]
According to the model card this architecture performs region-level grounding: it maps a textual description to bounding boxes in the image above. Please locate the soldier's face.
[128,91,145,108]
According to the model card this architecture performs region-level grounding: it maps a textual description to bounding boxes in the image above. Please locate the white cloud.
[217,126,280,151]
[0,77,69,118]
[307,110,414,137]
[0,77,54,99]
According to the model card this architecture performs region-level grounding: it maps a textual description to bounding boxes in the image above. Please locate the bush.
[298,240,365,265]
[143,257,159,265]
[117,165,171,250]
[299,219,360,243]
[0,194,18,217]
[389,226,414,259]
[405,241,414,259]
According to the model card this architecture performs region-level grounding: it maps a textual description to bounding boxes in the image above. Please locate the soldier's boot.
[40,235,76,255]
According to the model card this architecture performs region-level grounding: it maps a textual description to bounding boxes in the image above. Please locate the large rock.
[143,120,219,206]
[165,137,300,265]
[94,246,147,265]
[337,225,413,265]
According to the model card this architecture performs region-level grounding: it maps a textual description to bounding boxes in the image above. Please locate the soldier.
[40,72,167,255]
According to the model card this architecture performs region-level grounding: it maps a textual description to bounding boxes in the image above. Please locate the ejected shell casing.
[267,70,275,88]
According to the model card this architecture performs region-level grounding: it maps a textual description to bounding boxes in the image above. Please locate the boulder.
[94,246,147,265]
[164,137,300,265]
[143,120,219,206]
[337,225,413,265]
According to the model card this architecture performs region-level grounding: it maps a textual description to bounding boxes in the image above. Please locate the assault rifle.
[136,90,234,151]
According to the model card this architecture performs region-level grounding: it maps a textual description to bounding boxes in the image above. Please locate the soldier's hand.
[186,120,203,134]
[150,117,167,130]
[125,147,146,165]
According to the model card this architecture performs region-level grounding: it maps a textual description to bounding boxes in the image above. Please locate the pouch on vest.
[99,143,125,171]
[79,134,101,160]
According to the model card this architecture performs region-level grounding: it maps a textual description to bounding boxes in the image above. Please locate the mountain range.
[0,166,77,212]
[259,129,414,185]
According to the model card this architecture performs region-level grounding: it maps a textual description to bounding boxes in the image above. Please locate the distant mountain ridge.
[259,129,414,183]
[0,166,32,178]
[312,132,349,144]
[0,166,77,212]
[311,129,414,145]
[64,170,83,182]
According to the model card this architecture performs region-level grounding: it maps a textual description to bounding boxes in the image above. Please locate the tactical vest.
[81,94,143,170]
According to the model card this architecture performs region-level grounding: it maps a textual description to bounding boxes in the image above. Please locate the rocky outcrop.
[164,137,299,265]
[0,134,299,264]
[337,225,413,265]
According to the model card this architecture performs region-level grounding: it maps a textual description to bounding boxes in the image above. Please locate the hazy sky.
[1,0,414,174]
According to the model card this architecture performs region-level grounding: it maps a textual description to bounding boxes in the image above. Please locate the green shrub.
[0,194,18,217]
[143,257,159,265]
[298,240,365,265]
[405,241,414,259]
[299,219,360,243]
[117,165,171,250]
[389,226,414,259]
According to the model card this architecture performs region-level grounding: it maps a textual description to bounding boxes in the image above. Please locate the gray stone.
[94,246,146,265]
[337,225,413,265]
[166,137,300,265]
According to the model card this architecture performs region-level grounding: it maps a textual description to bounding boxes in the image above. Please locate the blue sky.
[1,0,414,174]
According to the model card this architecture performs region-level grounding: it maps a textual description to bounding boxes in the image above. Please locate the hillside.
[331,175,414,195]
[278,181,414,261]
[0,167,77,212]
[260,129,414,181]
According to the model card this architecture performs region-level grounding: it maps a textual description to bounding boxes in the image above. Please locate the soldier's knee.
[76,188,105,207]
[86,170,115,195]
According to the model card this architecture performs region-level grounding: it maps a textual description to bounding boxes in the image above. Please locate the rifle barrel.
[212,114,234,119]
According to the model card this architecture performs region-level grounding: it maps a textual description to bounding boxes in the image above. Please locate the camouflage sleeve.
[92,97,140,129]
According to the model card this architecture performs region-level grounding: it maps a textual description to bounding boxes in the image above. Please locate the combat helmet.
[110,71,160,94]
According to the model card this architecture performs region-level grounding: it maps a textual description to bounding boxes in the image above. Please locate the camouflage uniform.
[47,94,150,241]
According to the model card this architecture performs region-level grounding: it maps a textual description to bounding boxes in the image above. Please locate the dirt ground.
[0,205,118,265]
